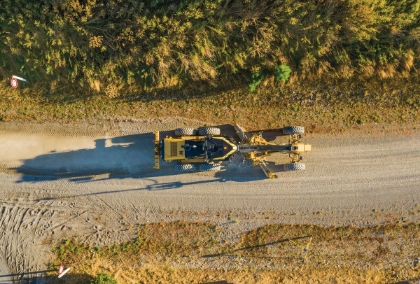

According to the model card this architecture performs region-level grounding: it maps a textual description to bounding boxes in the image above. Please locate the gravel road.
[0,118,419,278]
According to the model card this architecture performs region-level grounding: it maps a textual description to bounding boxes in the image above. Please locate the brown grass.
[47,222,420,283]
[1,76,419,134]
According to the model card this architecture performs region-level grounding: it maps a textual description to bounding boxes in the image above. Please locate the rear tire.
[175,128,197,136]
[199,163,222,171]
[284,163,305,171]
[283,126,305,135]
[198,127,220,136]
[175,164,195,171]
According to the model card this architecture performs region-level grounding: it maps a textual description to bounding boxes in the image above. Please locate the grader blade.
[259,161,277,179]
[234,124,250,142]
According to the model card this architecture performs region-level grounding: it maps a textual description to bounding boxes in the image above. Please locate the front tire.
[283,126,305,135]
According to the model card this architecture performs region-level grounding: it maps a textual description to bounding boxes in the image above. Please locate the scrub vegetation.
[46,221,420,283]
[1,0,420,93]
[1,0,420,130]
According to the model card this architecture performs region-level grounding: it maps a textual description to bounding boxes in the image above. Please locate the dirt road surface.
[0,118,419,278]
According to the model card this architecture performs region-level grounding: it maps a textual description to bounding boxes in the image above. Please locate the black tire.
[283,126,305,135]
[198,127,221,136]
[199,163,222,171]
[284,163,306,171]
[175,164,195,171]
[175,128,197,136]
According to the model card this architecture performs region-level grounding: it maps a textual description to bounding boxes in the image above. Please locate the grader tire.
[175,128,197,136]
[283,126,305,135]
[198,127,220,136]
[199,163,222,171]
[175,164,195,171]
[284,163,306,171]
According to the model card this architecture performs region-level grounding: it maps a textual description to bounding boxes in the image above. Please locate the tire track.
[0,196,108,276]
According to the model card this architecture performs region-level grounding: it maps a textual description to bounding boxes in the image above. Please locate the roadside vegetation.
[2,0,420,91]
[46,221,420,283]
[1,0,420,131]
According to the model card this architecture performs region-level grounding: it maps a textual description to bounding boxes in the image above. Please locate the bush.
[90,273,118,284]
[274,64,292,82]
[1,0,419,93]
[248,70,265,92]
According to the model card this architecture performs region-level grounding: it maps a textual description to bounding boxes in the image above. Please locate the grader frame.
[154,124,311,178]
[234,125,311,178]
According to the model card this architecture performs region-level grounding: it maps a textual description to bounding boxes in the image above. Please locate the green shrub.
[274,64,292,82]
[90,273,118,284]
[248,70,265,92]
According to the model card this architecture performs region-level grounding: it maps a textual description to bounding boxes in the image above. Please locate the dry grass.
[47,222,420,283]
[0,76,419,134]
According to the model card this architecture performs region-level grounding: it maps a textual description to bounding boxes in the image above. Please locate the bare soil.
[0,118,419,283]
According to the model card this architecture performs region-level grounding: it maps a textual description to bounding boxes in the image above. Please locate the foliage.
[90,273,118,284]
[1,0,420,95]
[274,64,292,82]
[49,221,420,283]
[248,70,265,91]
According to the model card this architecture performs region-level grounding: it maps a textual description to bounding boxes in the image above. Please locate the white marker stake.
[58,267,71,278]
[12,75,27,82]
[58,264,64,275]
[11,78,18,89]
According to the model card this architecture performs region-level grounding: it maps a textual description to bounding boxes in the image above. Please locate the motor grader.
[153,125,311,178]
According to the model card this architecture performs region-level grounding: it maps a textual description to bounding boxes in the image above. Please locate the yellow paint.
[163,138,186,161]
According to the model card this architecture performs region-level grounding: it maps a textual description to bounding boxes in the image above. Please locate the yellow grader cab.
[154,125,311,178]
